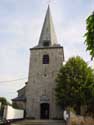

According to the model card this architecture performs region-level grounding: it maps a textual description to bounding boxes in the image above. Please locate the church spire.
[38,5,58,47]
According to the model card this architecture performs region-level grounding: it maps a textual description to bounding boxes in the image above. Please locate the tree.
[84,12,94,60]
[0,97,11,117]
[0,97,7,105]
[0,97,11,106]
[55,56,94,114]
[0,97,7,117]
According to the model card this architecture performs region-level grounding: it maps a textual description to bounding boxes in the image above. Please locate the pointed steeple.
[38,5,58,47]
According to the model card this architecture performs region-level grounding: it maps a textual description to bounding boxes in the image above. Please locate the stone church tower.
[12,5,64,119]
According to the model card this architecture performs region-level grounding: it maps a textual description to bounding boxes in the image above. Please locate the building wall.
[18,87,25,97]
[12,87,26,110]
[26,47,64,119]
[12,101,25,110]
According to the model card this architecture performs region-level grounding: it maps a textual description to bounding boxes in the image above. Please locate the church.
[12,5,64,119]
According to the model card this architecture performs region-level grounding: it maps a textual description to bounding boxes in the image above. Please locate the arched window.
[43,55,49,64]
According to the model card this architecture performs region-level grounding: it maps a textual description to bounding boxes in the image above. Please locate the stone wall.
[12,101,25,110]
[26,47,64,119]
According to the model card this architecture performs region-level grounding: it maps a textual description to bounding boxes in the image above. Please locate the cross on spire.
[47,0,56,6]
[47,0,51,5]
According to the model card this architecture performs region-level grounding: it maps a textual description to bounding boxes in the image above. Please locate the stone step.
[11,120,65,125]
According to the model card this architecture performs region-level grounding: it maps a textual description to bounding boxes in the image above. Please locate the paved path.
[11,120,65,125]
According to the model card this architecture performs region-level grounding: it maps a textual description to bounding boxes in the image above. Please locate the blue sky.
[0,0,94,102]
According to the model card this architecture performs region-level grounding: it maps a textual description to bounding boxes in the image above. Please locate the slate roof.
[38,5,58,47]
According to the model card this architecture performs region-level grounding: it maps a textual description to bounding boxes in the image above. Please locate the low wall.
[3,105,24,120]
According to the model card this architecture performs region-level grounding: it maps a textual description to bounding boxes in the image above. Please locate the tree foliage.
[0,97,8,117]
[0,97,7,105]
[84,12,94,59]
[55,56,94,114]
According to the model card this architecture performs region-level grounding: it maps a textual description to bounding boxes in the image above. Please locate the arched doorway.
[40,103,49,119]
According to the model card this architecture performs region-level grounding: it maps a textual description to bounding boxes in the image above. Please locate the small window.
[43,40,50,47]
[43,55,49,64]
